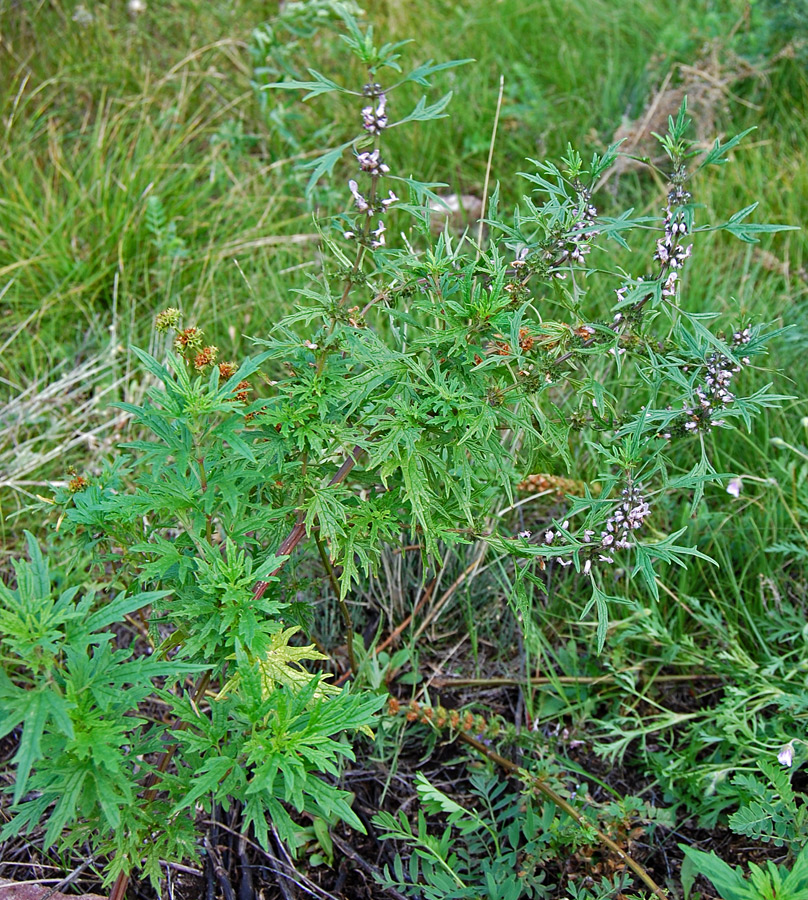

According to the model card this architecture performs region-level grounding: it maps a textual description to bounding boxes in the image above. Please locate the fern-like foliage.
[729,761,808,851]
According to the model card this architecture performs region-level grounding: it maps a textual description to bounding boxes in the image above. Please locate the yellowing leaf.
[218,627,339,703]
[256,627,339,699]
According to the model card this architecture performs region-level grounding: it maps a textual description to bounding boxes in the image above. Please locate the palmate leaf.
[219,627,339,703]
[255,627,338,697]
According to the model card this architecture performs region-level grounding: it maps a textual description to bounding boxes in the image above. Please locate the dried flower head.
[174,327,204,354]
[194,345,218,371]
[519,328,535,352]
[68,475,89,494]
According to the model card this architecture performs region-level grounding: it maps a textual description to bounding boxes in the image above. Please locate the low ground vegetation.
[1,2,807,899]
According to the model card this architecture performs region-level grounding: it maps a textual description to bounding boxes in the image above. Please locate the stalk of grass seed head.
[458,731,668,899]
[477,75,505,254]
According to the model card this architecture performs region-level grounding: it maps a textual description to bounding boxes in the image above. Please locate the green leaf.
[680,847,750,900]
[128,346,174,384]
[261,69,349,100]
[698,127,756,169]
[23,532,49,598]
[13,690,50,802]
[708,203,800,244]
[399,58,474,86]
[298,140,356,197]
[173,756,236,812]
[84,590,170,633]
[579,583,614,654]
[392,92,454,126]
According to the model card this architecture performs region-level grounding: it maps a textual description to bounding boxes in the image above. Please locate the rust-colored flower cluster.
[154,310,255,407]
[387,697,500,738]
[518,328,535,352]
[517,473,588,496]
[68,474,89,494]
[216,363,250,402]
[173,327,204,354]
[193,345,218,371]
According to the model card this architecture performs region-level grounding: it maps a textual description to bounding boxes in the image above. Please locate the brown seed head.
[68,475,89,494]
[174,327,204,353]
[194,345,218,371]
[519,327,535,352]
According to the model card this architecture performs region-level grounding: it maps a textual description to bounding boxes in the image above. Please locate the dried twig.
[41,855,96,900]
[330,833,409,900]
[204,834,236,900]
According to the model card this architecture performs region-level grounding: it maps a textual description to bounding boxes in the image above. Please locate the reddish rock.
[0,878,106,900]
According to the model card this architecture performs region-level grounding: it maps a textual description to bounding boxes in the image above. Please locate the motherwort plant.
[0,6,796,895]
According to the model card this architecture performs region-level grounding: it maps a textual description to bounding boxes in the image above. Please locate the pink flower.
[726,477,743,498]
[778,743,795,767]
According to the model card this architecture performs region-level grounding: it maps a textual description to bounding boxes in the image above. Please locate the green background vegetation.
[2,0,808,891]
